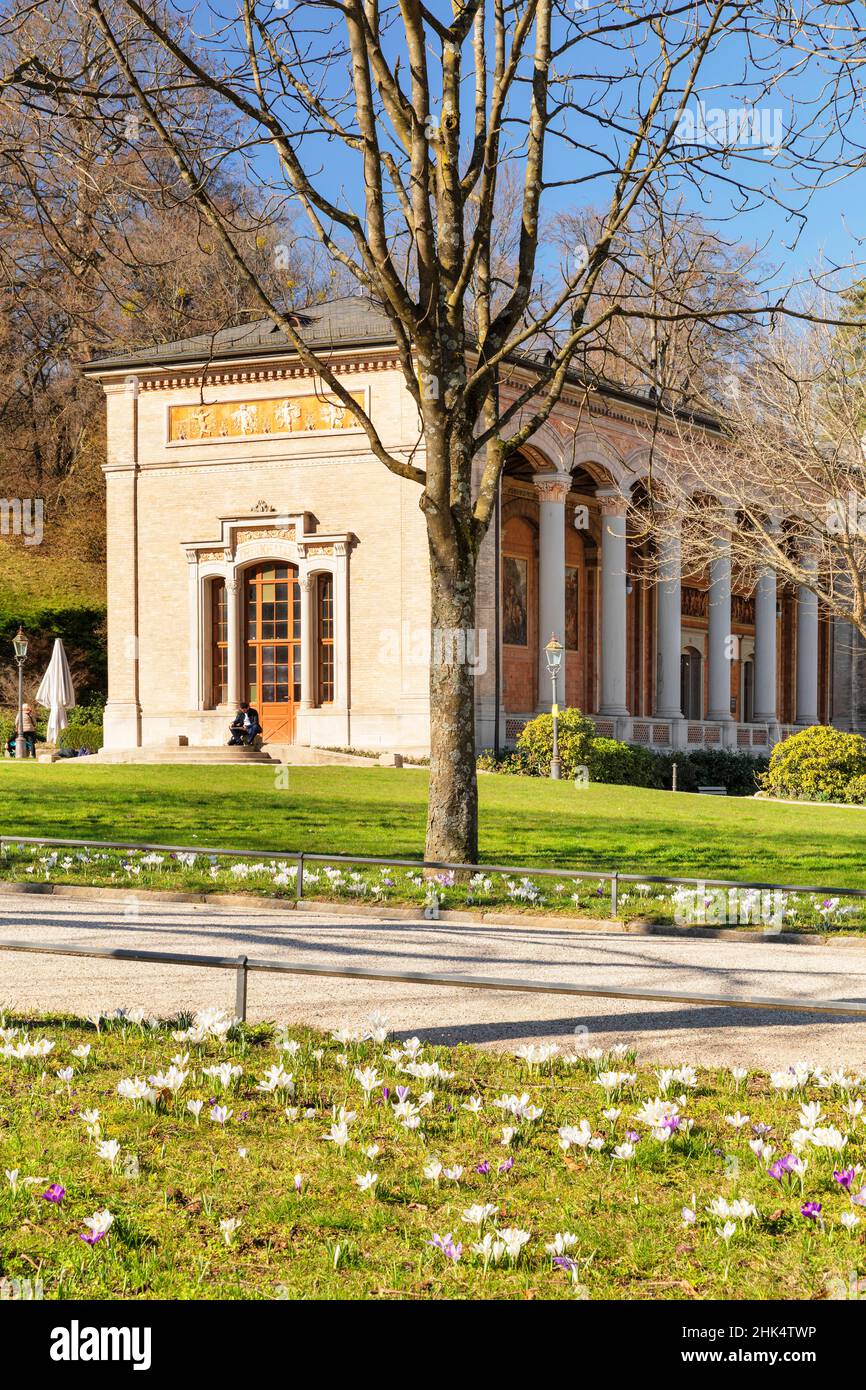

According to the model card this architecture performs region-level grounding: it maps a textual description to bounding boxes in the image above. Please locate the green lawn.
[2,1010,863,1300]
[0,762,863,889]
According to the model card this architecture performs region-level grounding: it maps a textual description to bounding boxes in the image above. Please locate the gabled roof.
[82,292,721,433]
[83,295,396,374]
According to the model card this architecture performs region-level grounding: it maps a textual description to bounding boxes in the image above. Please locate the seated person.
[228,701,263,746]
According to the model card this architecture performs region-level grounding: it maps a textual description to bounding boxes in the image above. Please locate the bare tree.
[645,309,866,641]
[4,0,866,859]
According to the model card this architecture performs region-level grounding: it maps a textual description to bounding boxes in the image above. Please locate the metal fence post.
[296,852,304,900]
[611,872,619,919]
[234,955,248,1022]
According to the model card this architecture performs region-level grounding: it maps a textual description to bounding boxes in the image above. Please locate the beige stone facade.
[87,298,834,757]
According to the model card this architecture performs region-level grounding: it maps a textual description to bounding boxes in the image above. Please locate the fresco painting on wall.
[503,556,528,646]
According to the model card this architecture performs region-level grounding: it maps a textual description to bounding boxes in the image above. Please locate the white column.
[707,529,732,721]
[753,566,777,723]
[226,576,240,707]
[534,472,570,708]
[655,519,682,718]
[796,561,819,726]
[597,487,630,716]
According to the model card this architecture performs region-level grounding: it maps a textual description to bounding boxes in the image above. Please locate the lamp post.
[544,633,564,780]
[13,627,28,760]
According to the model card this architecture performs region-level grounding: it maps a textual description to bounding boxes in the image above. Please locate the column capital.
[533,471,571,504]
[595,486,631,516]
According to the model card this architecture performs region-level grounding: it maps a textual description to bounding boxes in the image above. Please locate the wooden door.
[244,563,300,742]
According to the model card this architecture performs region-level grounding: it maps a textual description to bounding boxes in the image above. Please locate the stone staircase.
[81,742,279,766]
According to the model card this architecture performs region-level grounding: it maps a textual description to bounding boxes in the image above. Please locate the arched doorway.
[244,562,300,741]
[680,645,703,720]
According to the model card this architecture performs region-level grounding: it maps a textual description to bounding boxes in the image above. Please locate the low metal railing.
[1,833,865,920]
[1,938,866,1025]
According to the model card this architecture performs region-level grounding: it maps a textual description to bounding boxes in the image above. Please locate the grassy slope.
[1,1015,860,1301]
[0,763,863,887]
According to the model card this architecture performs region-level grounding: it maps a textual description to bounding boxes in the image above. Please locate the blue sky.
[192,2,866,297]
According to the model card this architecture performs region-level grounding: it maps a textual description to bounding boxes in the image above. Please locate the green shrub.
[516,707,596,778]
[842,774,866,806]
[476,748,532,775]
[760,725,866,802]
[656,748,768,797]
[57,721,104,752]
[586,737,661,788]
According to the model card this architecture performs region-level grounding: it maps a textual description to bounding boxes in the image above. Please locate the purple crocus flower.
[294,1174,303,1193]
[475,1160,490,1175]
[429,1234,462,1261]
[662,1115,680,1133]
[768,1153,798,1183]
[79,1231,105,1245]
[801,1202,822,1220]
[625,1130,639,1144]
[834,1168,856,1191]
[40,1184,65,1204]
[553,1255,580,1277]
[498,1156,514,1175]
[851,1187,866,1207]
[381,1086,390,1102]
[395,1085,410,1103]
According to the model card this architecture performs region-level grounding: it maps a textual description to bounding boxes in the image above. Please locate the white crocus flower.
[497,1227,531,1263]
[462,1204,498,1226]
[220,1217,241,1246]
[322,1121,350,1149]
[354,1171,379,1193]
[82,1209,114,1237]
[725,1111,750,1130]
[546,1232,579,1256]
[558,1121,593,1151]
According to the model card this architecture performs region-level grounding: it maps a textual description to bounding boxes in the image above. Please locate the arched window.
[210,578,228,707]
[316,573,335,705]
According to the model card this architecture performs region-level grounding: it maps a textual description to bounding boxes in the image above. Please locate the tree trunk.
[424,522,480,864]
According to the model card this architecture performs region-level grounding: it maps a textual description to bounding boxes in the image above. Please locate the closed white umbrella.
[35,639,76,744]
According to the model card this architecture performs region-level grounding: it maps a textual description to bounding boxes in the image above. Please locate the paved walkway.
[1,893,865,1067]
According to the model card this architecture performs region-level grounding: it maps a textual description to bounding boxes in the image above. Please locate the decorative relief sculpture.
[169,391,364,442]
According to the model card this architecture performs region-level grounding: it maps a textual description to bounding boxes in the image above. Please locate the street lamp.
[13,627,28,760]
[544,633,564,780]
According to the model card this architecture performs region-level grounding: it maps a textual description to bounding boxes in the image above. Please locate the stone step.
[79,746,279,766]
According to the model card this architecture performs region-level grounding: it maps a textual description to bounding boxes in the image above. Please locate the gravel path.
[2,893,866,1067]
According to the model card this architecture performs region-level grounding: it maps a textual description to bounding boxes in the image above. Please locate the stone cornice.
[102,352,403,394]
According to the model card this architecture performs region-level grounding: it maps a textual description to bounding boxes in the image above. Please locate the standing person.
[228,701,262,746]
[15,703,37,757]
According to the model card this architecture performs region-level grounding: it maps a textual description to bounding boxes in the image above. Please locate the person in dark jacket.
[228,701,263,745]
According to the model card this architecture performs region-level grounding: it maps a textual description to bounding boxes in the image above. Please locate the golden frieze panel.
[168,391,364,442]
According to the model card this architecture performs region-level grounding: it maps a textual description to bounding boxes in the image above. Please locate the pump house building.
[85,295,850,759]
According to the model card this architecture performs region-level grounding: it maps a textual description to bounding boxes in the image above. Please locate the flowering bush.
[760,726,866,803]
